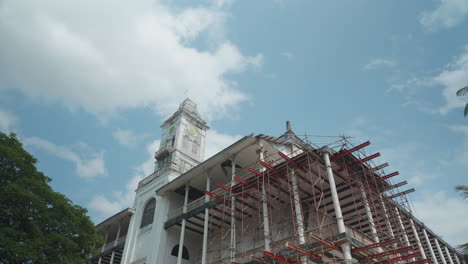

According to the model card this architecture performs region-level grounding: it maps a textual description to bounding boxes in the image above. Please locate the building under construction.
[91,99,465,264]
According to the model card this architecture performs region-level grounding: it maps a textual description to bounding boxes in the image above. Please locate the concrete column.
[109,224,121,264]
[291,169,306,245]
[435,239,447,264]
[445,247,455,264]
[201,176,211,264]
[259,141,271,252]
[395,208,410,247]
[98,231,108,264]
[379,195,396,249]
[230,157,237,262]
[423,228,438,264]
[410,219,427,260]
[360,185,380,245]
[454,253,461,264]
[321,147,352,263]
[177,185,190,264]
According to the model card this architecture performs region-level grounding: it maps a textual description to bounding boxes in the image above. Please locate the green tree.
[456,86,468,117]
[0,132,102,264]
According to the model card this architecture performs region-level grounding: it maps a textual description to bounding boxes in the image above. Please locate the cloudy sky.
[1,0,468,246]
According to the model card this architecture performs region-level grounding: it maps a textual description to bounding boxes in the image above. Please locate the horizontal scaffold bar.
[386,188,415,199]
[330,141,371,161]
[277,151,308,173]
[286,243,321,260]
[262,251,295,264]
[352,238,400,253]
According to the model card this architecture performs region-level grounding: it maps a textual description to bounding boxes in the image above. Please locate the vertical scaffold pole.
[445,247,455,264]
[435,239,448,264]
[201,176,211,264]
[177,185,189,264]
[410,219,427,260]
[230,157,237,262]
[259,140,271,252]
[321,146,352,263]
[423,228,438,264]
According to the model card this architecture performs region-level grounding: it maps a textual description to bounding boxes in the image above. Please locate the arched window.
[171,245,189,260]
[140,198,156,228]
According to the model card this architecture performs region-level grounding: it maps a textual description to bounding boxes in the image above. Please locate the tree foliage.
[0,132,101,264]
[456,86,468,117]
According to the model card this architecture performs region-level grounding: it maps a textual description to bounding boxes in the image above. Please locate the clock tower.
[154,98,208,182]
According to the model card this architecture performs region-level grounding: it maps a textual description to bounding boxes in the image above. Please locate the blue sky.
[1,0,468,246]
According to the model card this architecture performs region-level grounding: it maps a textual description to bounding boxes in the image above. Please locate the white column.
[435,239,447,264]
[177,185,190,264]
[360,185,380,245]
[445,247,455,264]
[395,208,410,247]
[230,157,237,262]
[379,195,396,249]
[201,176,211,264]
[410,219,427,260]
[259,141,271,252]
[98,231,108,264]
[454,253,461,264]
[110,224,121,264]
[423,228,438,264]
[291,169,306,245]
[322,147,352,263]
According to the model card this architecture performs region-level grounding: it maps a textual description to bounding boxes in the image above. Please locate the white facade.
[93,99,463,264]
[122,99,208,264]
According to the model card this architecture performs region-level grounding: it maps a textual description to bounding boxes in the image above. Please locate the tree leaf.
[456,86,468,96]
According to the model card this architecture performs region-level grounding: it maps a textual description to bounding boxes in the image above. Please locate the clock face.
[187,125,199,136]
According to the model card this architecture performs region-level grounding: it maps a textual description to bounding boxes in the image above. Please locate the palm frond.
[456,86,468,96]
[455,185,468,199]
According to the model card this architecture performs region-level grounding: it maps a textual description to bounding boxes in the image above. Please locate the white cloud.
[205,129,243,159]
[89,139,160,221]
[420,0,468,31]
[0,109,17,133]
[112,129,147,149]
[448,125,468,167]
[0,0,262,121]
[436,46,468,115]
[89,129,242,221]
[412,191,468,246]
[23,137,107,178]
[363,58,396,71]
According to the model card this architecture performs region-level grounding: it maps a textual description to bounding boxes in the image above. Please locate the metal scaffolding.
[164,135,461,264]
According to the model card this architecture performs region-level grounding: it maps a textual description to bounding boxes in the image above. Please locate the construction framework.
[164,135,463,264]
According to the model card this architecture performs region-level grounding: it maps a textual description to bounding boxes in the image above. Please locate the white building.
[91,99,464,264]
